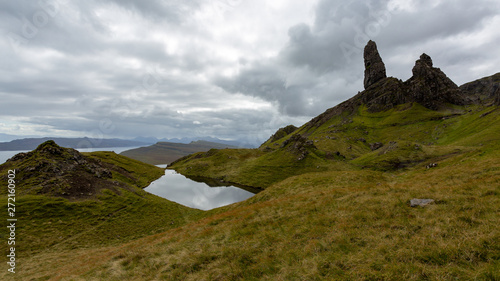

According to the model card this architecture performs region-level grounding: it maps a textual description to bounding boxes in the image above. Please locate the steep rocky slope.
[460,72,500,105]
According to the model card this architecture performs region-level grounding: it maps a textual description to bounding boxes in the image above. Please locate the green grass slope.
[1,104,499,280]
[0,142,203,260]
[170,103,500,188]
[11,146,499,280]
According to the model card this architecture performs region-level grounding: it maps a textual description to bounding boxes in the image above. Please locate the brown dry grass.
[5,149,497,280]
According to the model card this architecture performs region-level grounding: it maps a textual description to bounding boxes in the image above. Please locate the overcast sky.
[1,0,499,146]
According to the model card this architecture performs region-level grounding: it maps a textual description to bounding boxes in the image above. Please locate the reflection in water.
[145,170,259,210]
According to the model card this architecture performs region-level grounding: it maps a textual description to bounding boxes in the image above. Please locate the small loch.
[145,169,259,210]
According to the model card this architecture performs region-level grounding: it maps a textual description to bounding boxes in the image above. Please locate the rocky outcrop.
[405,54,466,110]
[281,134,317,161]
[370,142,384,151]
[363,40,387,89]
[269,125,298,143]
[459,72,500,105]
[8,140,111,178]
[360,45,466,111]
[2,140,120,199]
[304,41,496,130]
[358,52,467,111]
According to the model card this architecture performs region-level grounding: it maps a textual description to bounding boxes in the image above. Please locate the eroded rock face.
[281,134,317,161]
[459,72,500,105]
[269,125,298,143]
[406,53,466,110]
[412,53,433,76]
[363,40,387,89]
[303,41,496,130]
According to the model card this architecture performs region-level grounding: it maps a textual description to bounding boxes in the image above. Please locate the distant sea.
[0,146,143,165]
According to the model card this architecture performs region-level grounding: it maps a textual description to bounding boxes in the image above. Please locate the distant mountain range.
[132,136,254,148]
[0,137,150,151]
[0,136,251,151]
[120,140,238,165]
[0,133,24,142]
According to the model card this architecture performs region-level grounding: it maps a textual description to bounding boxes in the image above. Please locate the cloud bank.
[1,0,499,146]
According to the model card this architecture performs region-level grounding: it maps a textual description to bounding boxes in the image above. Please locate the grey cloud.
[283,0,498,73]
[214,61,359,117]
[103,0,201,23]
[214,63,306,116]
[1,0,499,144]
[218,0,500,117]
[27,104,286,146]
[376,0,498,47]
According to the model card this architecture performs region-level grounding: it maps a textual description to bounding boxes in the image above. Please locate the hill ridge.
[1,140,161,199]
[120,140,238,165]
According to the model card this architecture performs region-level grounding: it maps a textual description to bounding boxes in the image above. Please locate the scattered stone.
[410,199,435,207]
[426,163,438,169]
[263,146,273,152]
[370,142,383,151]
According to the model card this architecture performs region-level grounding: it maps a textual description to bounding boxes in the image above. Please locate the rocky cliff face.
[268,125,298,143]
[363,40,387,89]
[360,45,467,111]
[405,53,466,110]
[459,72,500,105]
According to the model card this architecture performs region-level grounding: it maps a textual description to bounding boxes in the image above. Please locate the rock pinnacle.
[363,40,387,89]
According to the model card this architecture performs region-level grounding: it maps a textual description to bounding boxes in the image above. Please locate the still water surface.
[145,170,258,210]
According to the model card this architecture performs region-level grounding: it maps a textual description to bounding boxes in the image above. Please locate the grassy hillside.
[1,106,498,280]
[170,103,500,188]
[120,140,237,165]
[7,145,499,280]
[0,144,203,260]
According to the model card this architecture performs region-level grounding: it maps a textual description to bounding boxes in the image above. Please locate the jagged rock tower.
[407,53,466,109]
[363,40,387,89]
[305,40,498,129]
[360,41,466,110]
